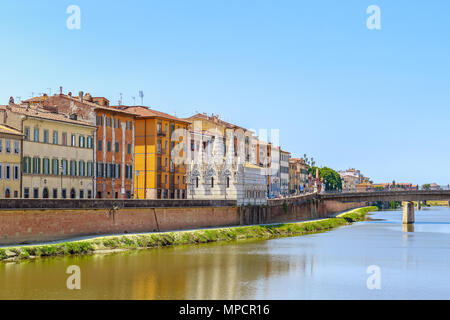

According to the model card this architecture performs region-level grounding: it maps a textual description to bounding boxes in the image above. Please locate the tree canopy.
[309,166,342,191]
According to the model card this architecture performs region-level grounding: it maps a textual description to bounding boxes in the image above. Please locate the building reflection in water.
[0,239,316,300]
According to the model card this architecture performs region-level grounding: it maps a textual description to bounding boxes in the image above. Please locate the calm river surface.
[2,207,450,299]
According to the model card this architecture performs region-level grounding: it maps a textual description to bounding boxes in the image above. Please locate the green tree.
[309,166,342,191]
[422,184,431,190]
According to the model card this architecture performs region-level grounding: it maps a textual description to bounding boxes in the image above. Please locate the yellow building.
[120,106,189,199]
[0,125,23,198]
[0,103,96,199]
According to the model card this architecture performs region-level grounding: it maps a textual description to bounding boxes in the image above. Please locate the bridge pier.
[417,201,421,210]
[402,201,415,224]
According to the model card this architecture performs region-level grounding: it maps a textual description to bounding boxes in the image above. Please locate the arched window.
[4,188,10,199]
[70,188,76,199]
[42,187,49,199]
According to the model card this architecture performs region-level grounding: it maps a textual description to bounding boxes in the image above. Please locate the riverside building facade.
[25,90,136,199]
[116,106,189,200]
[0,124,23,198]
[0,103,96,199]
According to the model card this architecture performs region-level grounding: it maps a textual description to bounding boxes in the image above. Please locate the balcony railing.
[157,130,166,137]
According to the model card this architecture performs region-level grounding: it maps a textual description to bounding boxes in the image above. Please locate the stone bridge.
[269,190,450,225]
[318,190,450,203]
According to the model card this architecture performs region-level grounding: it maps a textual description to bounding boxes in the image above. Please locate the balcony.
[157,166,167,172]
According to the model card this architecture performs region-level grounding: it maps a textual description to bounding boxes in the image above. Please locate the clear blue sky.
[1,0,449,185]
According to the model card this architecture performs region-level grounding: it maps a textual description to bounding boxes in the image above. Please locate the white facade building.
[280,150,290,196]
[185,114,266,205]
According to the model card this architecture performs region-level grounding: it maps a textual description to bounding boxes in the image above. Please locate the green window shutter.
[56,159,59,175]
[38,158,41,174]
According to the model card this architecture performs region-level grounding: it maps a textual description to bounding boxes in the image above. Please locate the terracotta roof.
[118,106,190,124]
[0,104,96,127]
[186,113,247,131]
[24,94,136,116]
[0,124,23,136]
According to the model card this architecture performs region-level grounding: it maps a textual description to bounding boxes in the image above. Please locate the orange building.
[25,89,136,199]
[117,106,189,199]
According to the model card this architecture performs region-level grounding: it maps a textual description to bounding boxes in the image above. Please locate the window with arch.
[4,188,10,199]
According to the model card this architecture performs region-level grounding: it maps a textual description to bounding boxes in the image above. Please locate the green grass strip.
[0,206,377,262]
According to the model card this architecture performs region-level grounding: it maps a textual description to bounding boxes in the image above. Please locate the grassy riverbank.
[0,206,377,263]
[414,200,449,207]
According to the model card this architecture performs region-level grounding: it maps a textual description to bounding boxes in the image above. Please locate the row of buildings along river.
[0,89,315,203]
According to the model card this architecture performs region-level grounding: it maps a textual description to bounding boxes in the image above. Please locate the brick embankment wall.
[241,199,368,225]
[0,206,239,245]
[0,198,368,245]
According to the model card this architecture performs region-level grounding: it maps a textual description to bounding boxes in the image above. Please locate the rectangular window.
[32,157,40,174]
[115,164,120,179]
[96,116,103,126]
[22,157,29,174]
[107,141,111,152]
[53,131,58,144]
[98,140,102,151]
[97,163,104,178]
[79,135,85,148]
[13,164,20,180]
[115,142,119,153]
[5,140,10,153]
[52,159,59,175]
[87,162,93,177]
[14,140,19,154]
[53,188,58,199]
[70,160,77,176]
[0,164,2,179]
[62,159,68,175]
[87,136,93,148]
[62,189,67,199]
[43,130,49,143]
[127,143,131,154]
[62,132,67,146]
[0,139,3,153]
[24,188,30,198]
[71,134,76,147]
[33,188,39,198]
[24,127,30,141]
[34,128,39,142]
[43,158,50,175]
[79,161,85,177]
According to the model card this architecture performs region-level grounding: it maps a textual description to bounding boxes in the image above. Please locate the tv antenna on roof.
[119,93,123,106]
[132,96,136,105]
[139,90,144,105]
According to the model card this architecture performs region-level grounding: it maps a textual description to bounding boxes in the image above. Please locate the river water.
[1,207,450,300]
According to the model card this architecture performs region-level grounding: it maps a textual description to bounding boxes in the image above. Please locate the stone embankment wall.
[0,197,366,245]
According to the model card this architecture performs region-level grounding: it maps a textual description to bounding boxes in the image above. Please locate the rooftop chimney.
[60,86,63,95]
[79,91,83,102]
[68,92,72,97]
